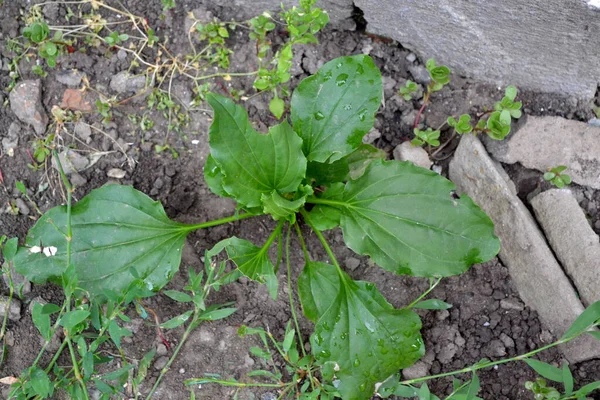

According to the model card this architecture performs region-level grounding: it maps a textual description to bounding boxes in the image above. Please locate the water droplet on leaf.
[314,111,325,120]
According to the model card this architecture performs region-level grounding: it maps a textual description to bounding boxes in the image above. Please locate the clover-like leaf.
[448,114,473,134]
[207,93,307,209]
[13,185,189,299]
[308,264,424,400]
[308,160,499,277]
[291,55,382,163]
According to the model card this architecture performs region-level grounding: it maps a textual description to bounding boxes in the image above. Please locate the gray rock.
[52,150,89,175]
[484,116,600,189]
[393,141,432,169]
[449,134,600,363]
[355,0,600,99]
[500,299,524,311]
[588,118,600,127]
[70,173,87,187]
[9,80,48,134]
[499,332,515,348]
[362,128,381,144]
[117,49,127,60]
[3,265,31,298]
[56,70,84,87]
[107,168,126,179]
[8,122,21,138]
[15,198,29,215]
[156,343,168,356]
[74,121,92,142]
[1,137,18,155]
[406,53,417,63]
[407,64,430,85]
[531,189,600,306]
[401,360,430,380]
[110,71,148,94]
[0,296,21,321]
[153,356,169,370]
[344,257,361,271]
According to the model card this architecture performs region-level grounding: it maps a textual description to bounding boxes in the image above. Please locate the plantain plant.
[11,54,502,399]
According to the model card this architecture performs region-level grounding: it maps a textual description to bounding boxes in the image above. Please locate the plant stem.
[407,277,442,309]
[299,210,340,271]
[145,314,196,399]
[183,212,256,232]
[399,334,581,387]
[293,223,310,263]
[413,86,432,129]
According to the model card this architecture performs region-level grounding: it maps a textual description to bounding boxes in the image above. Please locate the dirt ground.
[0,1,599,399]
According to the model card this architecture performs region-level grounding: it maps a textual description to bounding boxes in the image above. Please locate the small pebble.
[406,53,417,63]
[156,343,168,356]
[179,368,185,374]
[107,168,126,179]
[153,356,169,371]
[15,198,30,215]
[588,118,600,127]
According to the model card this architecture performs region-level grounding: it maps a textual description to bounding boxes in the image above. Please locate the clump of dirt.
[0,1,598,399]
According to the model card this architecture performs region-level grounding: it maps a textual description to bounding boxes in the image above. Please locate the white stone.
[484,116,600,189]
[531,189,600,306]
[449,134,600,363]
[393,141,432,169]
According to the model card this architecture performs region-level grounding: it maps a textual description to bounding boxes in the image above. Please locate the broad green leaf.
[412,299,453,310]
[305,183,344,231]
[562,300,600,339]
[13,185,189,299]
[523,359,563,383]
[346,144,387,180]
[269,96,285,119]
[225,237,278,299]
[83,352,94,379]
[291,55,382,163]
[589,331,600,341]
[101,364,135,381]
[32,302,51,341]
[163,290,192,303]
[298,261,340,322]
[282,327,295,353]
[310,270,423,400]
[60,310,90,330]
[305,144,386,186]
[204,154,228,198]
[207,93,307,208]
[30,367,52,398]
[261,191,306,221]
[309,160,499,277]
[161,310,193,329]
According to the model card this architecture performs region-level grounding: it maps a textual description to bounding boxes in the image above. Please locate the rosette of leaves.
[448,114,473,135]
[543,165,571,188]
[399,80,419,101]
[412,127,440,147]
[23,21,64,67]
[14,55,499,400]
[426,58,450,91]
[486,86,522,140]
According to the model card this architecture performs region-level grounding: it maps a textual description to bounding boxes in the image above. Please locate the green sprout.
[412,127,440,147]
[447,114,473,135]
[426,58,450,91]
[543,166,572,188]
[399,80,419,101]
[104,31,129,46]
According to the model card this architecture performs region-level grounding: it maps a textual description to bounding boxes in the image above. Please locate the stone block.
[449,135,600,363]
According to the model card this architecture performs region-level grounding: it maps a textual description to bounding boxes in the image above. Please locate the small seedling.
[398,80,419,101]
[95,99,113,124]
[104,31,129,46]
[447,114,473,135]
[22,21,65,67]
[161,0,175,11]
[543,165,571,188]
[412,127,440,147]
